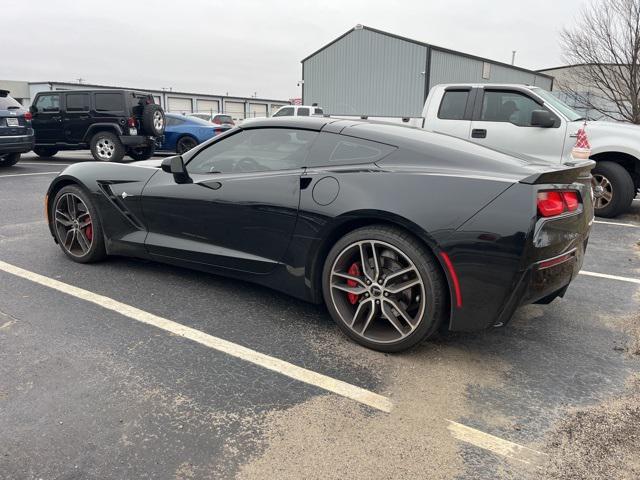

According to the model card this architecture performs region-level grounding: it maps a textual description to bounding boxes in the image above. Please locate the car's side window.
[297,107,310,116]
[306,132,396,167]
[187,128,318,174]
[65,93,90,112]
[314,108,324,115]
[35,94,60,112]
[438,90,469,120]
[480,91,547,127]
[273,107,294,117]
[94,93,125,112]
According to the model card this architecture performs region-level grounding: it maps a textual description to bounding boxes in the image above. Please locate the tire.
[51,184,106,263]
[321,225,447,352]
[592,161,635,218]
[128,144,155,161]
[176,136,198,155]
[90,131,125,162]
[0,152,20,167]
[142,104,165,136]
[33,147,59,158]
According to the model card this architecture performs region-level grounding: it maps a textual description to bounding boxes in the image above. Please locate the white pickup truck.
[363,84,640,217]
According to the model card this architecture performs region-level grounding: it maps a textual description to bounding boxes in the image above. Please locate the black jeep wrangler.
[30,89,165,162]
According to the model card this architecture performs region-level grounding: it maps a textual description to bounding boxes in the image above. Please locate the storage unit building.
[301,25,554,117]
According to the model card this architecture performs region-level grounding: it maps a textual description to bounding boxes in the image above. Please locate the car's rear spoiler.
[519,160,595,185]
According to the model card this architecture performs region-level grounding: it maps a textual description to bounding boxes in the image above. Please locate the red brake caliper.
[84,218,93,242]
[347,262,361,305]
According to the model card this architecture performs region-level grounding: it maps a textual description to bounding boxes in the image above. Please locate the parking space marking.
[18,163,71,166]
[579,270,640,285]
[0,172,59,178]
[594,220,639,228]
[446,420,547,465]
[0,260,393,413]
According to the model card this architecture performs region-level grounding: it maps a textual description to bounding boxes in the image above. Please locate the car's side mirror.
[161,156,192,184]
[29,105,37,114]
[531,110,555,128]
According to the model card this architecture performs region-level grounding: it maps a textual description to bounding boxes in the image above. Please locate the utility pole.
[76,78,84,84]
[511,50,516,65]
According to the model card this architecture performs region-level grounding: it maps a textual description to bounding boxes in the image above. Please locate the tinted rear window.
[215,115,233,123]
[95,93,125,112]
[438,90,469,120]
[306,132,396,167]
[66,93,90,112]
[0,95,22,109]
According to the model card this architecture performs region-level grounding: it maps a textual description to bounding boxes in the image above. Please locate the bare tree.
[561,0,640,123]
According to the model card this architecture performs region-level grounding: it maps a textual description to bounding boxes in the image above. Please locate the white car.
[272,105,324,117]
[188,112,235,126]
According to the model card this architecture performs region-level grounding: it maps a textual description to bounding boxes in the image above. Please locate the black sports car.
[45,117,594,352]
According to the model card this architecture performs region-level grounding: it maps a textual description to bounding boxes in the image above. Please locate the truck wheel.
[0,153,20,167]
[33,147,59,158]
[128,144,155,161]
[592,161,635,218]
[142,104,165,136]
[90,131,125,162]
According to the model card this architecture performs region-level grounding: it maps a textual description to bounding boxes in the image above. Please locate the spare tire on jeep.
[142,104,165,136]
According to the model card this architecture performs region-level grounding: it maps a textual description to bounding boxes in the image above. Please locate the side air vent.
[97,182,145,230]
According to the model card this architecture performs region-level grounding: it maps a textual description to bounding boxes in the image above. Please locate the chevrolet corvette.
[45,117,594,352]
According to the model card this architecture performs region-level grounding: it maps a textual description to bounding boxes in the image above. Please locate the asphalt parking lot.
[1,151,639,480]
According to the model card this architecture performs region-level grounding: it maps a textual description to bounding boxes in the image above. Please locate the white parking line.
[18,162,71,166]
[0,171,59,178]
[594,220,639,228]
[579,270,640,285]
[446,420,547,465]
[0,260,393,413]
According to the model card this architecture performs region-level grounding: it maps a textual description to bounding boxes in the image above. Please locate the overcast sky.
[2,0,588,100]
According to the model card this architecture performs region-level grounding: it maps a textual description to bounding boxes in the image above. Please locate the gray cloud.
[1,0,587,99]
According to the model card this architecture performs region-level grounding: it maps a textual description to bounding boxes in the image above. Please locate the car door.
[31,93,63,144]
[141,127,318,274]
[63,92,91,143]
[468,88,565,164]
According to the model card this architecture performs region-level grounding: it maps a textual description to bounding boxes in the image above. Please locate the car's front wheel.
[90,131,125,162]
[322,226,447,352]
[51,185,106,263]
[592,161,635,218]
[0,152,20,167]
[176,136,198,155]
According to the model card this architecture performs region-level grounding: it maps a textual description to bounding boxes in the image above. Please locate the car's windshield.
[531,87,585,121]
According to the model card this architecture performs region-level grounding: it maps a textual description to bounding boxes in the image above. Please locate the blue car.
[159,113,231,154]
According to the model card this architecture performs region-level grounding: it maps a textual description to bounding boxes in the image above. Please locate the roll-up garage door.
[224,101,245,121]
[248,103,267,119]
[167,97,193,113]
[197,99,219,114]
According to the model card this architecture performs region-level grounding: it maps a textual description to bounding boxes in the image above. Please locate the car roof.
[434,83,537,89]
[239,116,336,131]
[36,89,152,95]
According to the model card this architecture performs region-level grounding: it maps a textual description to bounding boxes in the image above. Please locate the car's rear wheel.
[322,226,447,352]
[592,161,635,218]
[176,136,198,155]
[0,152,20,167]
[51,185,106,263]
[90,131,125,162]
[128,144,155,161]
[33,147,59,158]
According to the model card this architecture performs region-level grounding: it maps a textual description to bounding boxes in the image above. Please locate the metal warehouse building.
[0,80,289,122]
[302,25,554,117]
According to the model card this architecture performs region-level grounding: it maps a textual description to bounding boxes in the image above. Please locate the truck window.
[297,107,310,116]
[66,93,90,112]
[35,94,60,112]
[480,91,545,127]
[273,107,294,117]
[438,91,469,120]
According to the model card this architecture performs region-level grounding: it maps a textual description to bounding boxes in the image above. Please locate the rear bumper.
[119,135,157,147]
[0,134,35,153]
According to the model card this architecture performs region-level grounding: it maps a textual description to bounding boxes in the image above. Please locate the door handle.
[471,129,487,139]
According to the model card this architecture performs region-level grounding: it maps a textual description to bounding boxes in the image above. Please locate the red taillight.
[562,191,579,211]
[24,111,32,121]
[127,117,136,127]
[537,190,581,217]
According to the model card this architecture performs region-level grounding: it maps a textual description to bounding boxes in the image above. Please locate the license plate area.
[5,118,19,127]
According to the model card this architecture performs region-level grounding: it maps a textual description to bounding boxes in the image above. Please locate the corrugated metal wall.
[303,29,427,116]
[428,50,553,91]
